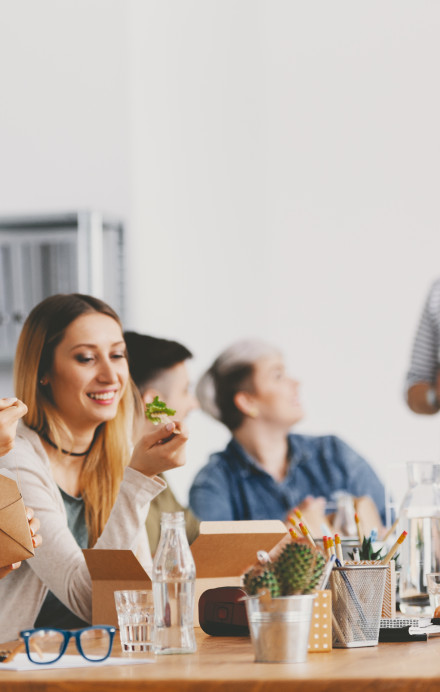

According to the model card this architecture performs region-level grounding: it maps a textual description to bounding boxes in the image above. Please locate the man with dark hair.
[124,331,199,553]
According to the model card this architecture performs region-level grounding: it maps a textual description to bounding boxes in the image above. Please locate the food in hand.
[145,396,180,444]
[145,396,176,424]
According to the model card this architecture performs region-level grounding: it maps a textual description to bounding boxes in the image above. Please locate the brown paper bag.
[0,474,34,568]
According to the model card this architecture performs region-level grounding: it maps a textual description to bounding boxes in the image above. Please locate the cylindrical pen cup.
[245,594,316,663]
[330,565,387,648]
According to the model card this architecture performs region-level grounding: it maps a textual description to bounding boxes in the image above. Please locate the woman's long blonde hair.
[14,293,134,547]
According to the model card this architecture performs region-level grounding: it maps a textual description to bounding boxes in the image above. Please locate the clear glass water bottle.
[152,511,197,654]
[399,462,440,614]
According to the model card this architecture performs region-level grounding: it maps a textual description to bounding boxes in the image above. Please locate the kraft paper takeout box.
[191,520,288,626]
[0,473,34,568]
[83,549,151,627]
[84,521,287,628]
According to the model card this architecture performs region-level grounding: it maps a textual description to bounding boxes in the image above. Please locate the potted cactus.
[242,542,326,663]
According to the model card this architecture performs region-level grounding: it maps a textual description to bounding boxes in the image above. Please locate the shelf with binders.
[0,212,124,365]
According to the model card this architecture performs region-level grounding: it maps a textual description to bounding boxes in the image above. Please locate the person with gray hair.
[189,339,386,536]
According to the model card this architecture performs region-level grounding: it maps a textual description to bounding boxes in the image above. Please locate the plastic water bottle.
[152,511,196,654]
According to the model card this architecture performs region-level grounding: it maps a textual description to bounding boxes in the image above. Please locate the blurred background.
[1,0,440,511]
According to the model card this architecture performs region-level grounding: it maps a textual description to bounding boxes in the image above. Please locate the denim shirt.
[189,434,387,524]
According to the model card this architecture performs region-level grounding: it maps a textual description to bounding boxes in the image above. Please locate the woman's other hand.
[129,420,188,478]
[0,398,27,456]
[0,562,21,580]
[26,507,42,550]
[0,507,42,580]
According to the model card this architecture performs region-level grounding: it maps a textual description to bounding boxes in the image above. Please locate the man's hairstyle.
[124,331,193,394]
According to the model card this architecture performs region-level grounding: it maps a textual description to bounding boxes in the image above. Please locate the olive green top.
[146,474,200,555]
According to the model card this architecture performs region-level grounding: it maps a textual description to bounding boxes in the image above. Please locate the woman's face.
[45,312,129,433]
[248,354,304,429]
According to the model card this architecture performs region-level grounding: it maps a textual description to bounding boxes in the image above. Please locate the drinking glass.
[398,462,440,614]
[426,573,440,611]
[114,590,154,653]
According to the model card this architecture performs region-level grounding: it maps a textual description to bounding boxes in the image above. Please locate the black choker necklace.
[42,434,93,457]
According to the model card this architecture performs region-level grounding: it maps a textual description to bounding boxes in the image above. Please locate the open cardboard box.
[191,520,288,626]
[83,549,151,627]
[84,520,287,628]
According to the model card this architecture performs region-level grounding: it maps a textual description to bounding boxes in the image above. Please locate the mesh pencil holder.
[330,565,387,648]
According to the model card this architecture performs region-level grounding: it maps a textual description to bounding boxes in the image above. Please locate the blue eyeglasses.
[19,625,116,664]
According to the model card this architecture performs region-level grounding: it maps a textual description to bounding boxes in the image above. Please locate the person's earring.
[248,408,259,418]
[39,377,48,386]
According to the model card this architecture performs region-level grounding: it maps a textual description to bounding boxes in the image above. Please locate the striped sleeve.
[405,279,440,393]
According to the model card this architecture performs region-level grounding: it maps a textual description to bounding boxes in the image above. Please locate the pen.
[381,530,408,565]
[335,558,368,627]
[317,553,336,590]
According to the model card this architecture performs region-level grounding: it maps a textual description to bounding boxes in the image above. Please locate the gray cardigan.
[0,422,165,642]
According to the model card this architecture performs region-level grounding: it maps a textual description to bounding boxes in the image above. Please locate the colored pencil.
[334,533,344,565]
[298,522,316,548]
[354,512,363,545]
[381,530,408,565]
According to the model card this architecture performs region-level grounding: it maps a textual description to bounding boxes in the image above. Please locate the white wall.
[0,0,131,388]
[2,1,440,510]
[127,1,440,507]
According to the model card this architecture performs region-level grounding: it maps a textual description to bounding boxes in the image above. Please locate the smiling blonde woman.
[0,294,187,642]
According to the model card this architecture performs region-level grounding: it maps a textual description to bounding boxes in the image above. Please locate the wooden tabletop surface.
[1,628,439,692]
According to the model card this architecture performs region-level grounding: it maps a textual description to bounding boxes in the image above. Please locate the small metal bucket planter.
[244,593,316,663]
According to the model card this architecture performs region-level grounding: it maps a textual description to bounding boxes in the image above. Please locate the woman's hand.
[27,507,42,550]
[129,420,188,478]
[0,507,42,580]
[0,562,21,580]
[0,397,28,456]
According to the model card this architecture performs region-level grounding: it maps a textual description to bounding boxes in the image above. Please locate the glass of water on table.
[426,574,440,612]
[114,590,154,653]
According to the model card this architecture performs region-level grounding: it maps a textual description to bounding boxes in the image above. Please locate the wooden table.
[1,628,440,692]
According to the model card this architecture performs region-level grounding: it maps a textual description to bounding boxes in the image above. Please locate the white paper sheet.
[0,653,154,671]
